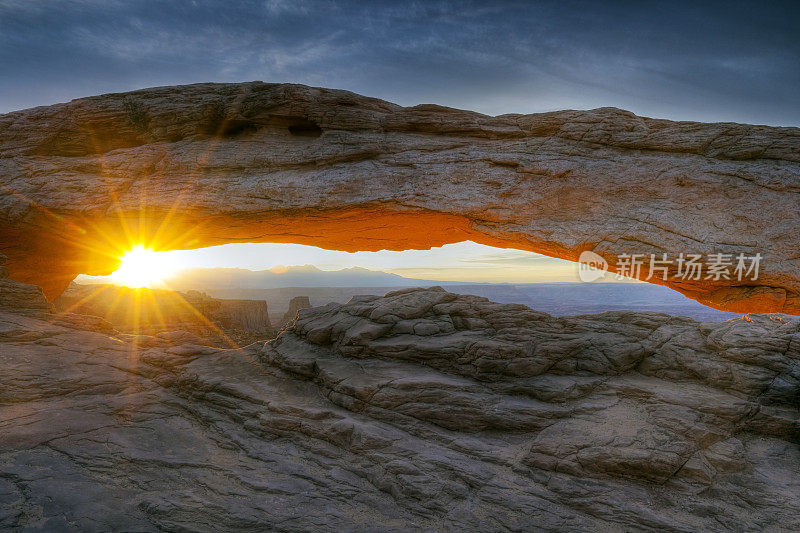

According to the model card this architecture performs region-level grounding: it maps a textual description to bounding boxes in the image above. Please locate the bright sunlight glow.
[110,245,177,288]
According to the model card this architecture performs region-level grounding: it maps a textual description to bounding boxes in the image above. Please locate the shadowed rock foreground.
[1,276,800,531]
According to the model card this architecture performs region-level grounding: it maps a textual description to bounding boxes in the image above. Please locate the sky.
[78,241,594,285]
[4,0,797,282]
[1,0,797,123]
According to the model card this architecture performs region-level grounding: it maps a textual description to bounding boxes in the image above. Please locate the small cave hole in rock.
[287,118,323,137]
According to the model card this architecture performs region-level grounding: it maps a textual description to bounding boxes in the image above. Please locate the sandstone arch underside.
[0,82,798,312]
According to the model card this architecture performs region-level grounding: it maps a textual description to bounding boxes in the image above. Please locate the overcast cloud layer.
[1,0,798,125]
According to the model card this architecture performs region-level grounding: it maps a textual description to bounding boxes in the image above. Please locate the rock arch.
[0,82,798,313]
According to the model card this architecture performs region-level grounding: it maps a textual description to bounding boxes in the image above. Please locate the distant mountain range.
[162,265,458,290]
[76,265,763,322]
[142,265,748,322]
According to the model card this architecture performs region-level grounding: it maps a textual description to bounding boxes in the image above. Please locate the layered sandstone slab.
[0,82,798,311]
[1,285,799,530]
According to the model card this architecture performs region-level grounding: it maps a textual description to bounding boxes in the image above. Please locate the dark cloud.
[0,0,797,125]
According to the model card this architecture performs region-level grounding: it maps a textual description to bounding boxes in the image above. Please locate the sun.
[110,245,176,288]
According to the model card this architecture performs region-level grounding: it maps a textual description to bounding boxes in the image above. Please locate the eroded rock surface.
[2,284,799,531]
[0,253,52,314]
[1,82,798,312]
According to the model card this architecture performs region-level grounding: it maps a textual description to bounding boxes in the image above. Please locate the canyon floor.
[1,272,799,531]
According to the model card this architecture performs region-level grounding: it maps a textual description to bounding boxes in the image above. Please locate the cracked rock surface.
[1,283,800,531]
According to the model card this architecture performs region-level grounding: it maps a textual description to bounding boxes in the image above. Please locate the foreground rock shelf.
[1,279,799,531]
[1,82,799,312]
